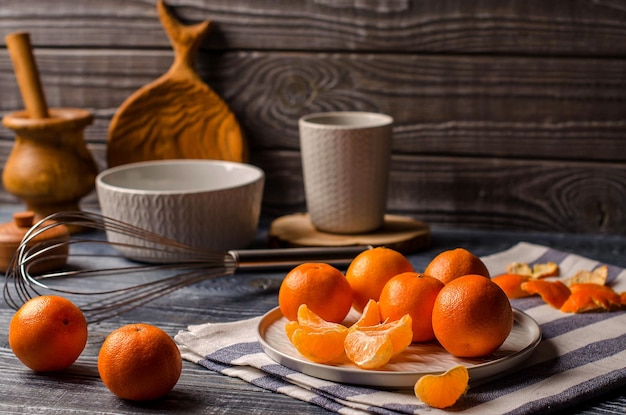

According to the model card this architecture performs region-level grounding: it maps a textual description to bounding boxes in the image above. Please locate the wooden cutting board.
[107,0,247,167]
[269,213,431,254]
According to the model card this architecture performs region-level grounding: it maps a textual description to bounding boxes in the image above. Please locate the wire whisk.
[3,211,370,323]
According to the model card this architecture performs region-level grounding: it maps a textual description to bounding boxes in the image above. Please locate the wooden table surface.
[1,209,625,414]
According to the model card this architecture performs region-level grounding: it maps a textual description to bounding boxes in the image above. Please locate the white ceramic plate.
[257,307,541,388]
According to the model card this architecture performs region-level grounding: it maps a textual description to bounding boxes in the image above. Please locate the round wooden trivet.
[269,213,431,254]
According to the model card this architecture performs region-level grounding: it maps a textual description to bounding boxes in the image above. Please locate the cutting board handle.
[5,32,49,119]
[157,0,211,79]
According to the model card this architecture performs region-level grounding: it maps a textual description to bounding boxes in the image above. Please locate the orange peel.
[506,261,559,279]
[492,273,532,299]
[563,265,608,287]
[521,279,571,309]
[560,283,623,313]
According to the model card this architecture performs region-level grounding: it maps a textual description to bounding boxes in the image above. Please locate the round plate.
[257,307,541,388]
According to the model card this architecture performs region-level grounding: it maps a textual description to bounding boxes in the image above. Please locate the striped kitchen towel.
[175,242,626,415]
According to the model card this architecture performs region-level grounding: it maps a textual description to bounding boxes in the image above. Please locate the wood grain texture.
[254,151,626,234]
[2,50,625,157]
[1,0,626,55]
[1,1,625,234]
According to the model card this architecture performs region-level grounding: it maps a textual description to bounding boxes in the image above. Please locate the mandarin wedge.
[286,304,348,363]
[414,365,469,409]
[345,314,412,369]
[351,299,382,329]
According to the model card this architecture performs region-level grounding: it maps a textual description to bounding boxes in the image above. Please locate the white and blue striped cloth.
[175,242,626,414]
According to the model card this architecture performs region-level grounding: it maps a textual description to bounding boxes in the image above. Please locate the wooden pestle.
[5,32,49,119]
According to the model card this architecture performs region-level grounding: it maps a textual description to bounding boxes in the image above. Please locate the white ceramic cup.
[299,111,393,234]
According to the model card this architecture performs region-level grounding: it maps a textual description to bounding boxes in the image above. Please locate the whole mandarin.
[278,262,353,323]
[432,274,513,357]
[98,323,182,401]
[424,248,490,285]
[379,272,445,342]
[346,247,414,312]
[9,295,87,372]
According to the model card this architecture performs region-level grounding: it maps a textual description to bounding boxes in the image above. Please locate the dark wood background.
[1,0,625,234]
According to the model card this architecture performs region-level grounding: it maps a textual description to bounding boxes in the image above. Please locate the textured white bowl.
[96,159,264,259]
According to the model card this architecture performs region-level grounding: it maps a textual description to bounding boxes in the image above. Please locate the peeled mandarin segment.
[350,299,381,329]
[560,283,623,313]
[285,321,299,341]
[290,326,348,363]
[354,314,413,356]
[296,303,346,331]
[521,279,571,309]
[414,365,469,409]
[344,314,413,368]
[492,273,532,299]
[344,329,394,369]
[286,305,349,363]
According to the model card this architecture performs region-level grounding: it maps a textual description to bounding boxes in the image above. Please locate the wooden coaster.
[269,213,431,254]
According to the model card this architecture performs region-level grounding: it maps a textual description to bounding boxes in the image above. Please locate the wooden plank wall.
[1,0,625,234]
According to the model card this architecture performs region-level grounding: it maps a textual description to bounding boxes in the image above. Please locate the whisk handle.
[227,245,373,271]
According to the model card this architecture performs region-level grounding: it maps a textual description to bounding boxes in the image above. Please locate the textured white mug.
[299,111,393,234]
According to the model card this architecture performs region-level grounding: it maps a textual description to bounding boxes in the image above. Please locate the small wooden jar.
[0,211,70,273]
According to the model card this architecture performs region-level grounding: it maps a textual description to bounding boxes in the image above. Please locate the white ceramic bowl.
[96,159,264,259]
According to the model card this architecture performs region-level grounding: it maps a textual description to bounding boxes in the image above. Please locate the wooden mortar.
[2,32,97,232]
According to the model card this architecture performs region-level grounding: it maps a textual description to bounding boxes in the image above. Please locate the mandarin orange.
[378,272,444,342]
[432,274,513,357]
[424,248,490,285]
[346,247,414,312]
[279,262,353,323]
[98,323,182,401]
[9,295,88,372]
